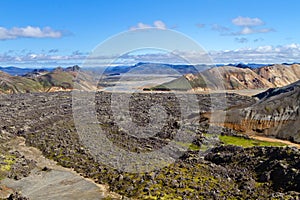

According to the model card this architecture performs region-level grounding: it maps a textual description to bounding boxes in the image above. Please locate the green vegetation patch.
[175,142,200,151]
[151,76,194,91]
[37,71,74,89]
[0,154,16,179]
[219,135,287,148]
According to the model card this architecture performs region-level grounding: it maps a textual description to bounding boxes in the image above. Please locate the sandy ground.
[99,74,268,97]
[207,89,268,96]
[1,137,121,200]
[250,135,300,148]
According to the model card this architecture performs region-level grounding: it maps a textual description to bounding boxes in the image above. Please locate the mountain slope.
[0,71,44,93]
[0,66,96,94]
[223,80,300,143]
[104,62,208,75]
[153,64,300,91]
[255,64,300,87]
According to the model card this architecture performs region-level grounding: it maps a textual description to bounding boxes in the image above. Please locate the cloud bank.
[232,16,264,26]
[1,44,300,67]
[231,16,274,35]
[0,26,63,40]
[210,43,300,63]
[234,27,274,35]
[211,16,275,36]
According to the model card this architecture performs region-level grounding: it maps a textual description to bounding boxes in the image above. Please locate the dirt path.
[250,135,300,148]
[1,137,122,200]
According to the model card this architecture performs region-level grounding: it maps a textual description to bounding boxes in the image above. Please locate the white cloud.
[240,27,253,34]
[130,20,167,30]
[284,43,300,49]
[0,26,63,40]
[256,45,273,52]
[135,23,152,29]
[0,50,87,63]
[235,27,274,35]
[232,16,264,26]
[210,43,300,63]
[229,16,274,35]
[1,44,300,67]
[153,20,167,29]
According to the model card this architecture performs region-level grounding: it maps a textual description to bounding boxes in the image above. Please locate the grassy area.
[175,142,200,151]
[219,135,287,148]
[0,155,16,171]
[0,154,16,180]
[37,71,74,89]
[151,76,193,91]
[127,162,238,199]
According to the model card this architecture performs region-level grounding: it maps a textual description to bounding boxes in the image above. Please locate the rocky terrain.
[153,63,300,91]
[0,91,299,199]
[222,80,300,143]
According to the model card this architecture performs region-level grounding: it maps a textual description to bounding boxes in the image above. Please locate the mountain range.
[0,66,37,76]
[0,63,300,198]
[1,63,300,94]
[152,63,300,91]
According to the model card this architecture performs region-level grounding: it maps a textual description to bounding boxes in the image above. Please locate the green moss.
[124,162,238,199]
[175,142,200,151]
[0,155,16,172]
[189,144,201,151]
[219,135,286,148]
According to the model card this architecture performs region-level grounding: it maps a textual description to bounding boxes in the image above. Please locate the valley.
[0,88,299,199]
[0,63,300,199]
[2,1,300,199]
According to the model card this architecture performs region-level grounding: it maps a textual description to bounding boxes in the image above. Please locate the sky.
[0,0,300,67]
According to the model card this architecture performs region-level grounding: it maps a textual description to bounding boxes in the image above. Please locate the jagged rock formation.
[204,145,300,193]
[223,80,300,143]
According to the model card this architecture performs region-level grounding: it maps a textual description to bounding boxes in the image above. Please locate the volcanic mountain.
[222,80,300,143]
[152,64,300,91]
[0,66,96,94]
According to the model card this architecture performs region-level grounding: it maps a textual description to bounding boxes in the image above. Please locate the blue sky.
[0,0,300,67]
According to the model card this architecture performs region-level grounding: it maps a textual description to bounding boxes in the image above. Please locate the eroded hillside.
[222,80,300,143]
[153,64,300,91]
[0,66,96,94]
